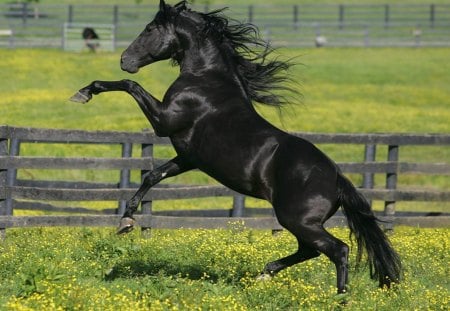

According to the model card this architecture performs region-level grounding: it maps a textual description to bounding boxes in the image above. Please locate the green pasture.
[0,47,449,309]
[1,48,449,133]
[0,47,449,213]
[0,226,449,310]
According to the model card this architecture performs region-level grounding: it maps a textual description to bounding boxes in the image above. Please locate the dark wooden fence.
[1,126,449,238]
[1,3,450,48]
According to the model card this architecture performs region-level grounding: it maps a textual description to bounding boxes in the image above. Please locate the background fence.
[1,3,450,49]
[1,126,449,238]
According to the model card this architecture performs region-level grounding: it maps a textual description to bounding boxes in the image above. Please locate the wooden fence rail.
[2,3,450,48]
[0,125,449,238]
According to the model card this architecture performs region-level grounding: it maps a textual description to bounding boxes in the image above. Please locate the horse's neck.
[179,39,233,75]
[178,39,253,105]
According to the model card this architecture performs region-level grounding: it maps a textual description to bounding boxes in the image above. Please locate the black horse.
[71,0,401,294]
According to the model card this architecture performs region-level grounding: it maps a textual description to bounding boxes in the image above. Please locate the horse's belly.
[191,141,278,200]
[199,164,268,200]
[170,118,282,200]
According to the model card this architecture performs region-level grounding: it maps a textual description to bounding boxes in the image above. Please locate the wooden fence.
[1,3,450,48]
[0,126,449,238]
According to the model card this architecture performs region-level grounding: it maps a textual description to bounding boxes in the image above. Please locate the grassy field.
[0,226,449,310]
[0,47,449,309]
[1,48,449,133]
[0,47,449,213]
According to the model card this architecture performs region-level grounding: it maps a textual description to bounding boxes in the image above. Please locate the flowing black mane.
[172,1,295,107]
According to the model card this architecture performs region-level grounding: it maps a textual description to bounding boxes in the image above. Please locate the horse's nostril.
[120,57,139,73]
[120,56,129,67]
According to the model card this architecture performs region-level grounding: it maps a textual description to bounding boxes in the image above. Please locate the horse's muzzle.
[120,56,140,74]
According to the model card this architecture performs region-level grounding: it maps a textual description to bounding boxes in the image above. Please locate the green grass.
[1,48,448,213]
[0,47,449,310]
[0,226,449,310]
[3,48,449,133]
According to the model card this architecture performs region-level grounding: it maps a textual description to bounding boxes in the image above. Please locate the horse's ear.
[159,0,166,12]
[175,1,187,11]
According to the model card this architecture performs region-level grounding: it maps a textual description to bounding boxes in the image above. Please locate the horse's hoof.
[256,273,273,282]
[334,293,349,306]
[117,217,136,235]
[69,91,91,104]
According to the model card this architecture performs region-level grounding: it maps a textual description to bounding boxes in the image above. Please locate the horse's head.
[121,0,187,73]
[120,1,292,107]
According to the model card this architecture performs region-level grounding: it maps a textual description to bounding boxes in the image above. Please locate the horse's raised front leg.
[70,79,166,135]
[117,156,193,234]
[70,79,147,104]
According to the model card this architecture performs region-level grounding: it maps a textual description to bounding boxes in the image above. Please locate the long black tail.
[337,174,402,288]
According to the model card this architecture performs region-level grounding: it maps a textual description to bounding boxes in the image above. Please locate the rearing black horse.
[71,0,401,294]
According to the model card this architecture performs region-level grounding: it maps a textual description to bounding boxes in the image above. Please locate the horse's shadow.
[104,258,222,283]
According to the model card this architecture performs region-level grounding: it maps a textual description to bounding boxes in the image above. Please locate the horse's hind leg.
[259,243,320,279]
[271,191,349,293]
[298,225,349,294]
[259,224,349,293]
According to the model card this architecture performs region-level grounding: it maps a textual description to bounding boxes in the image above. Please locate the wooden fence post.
[248,5,254,24]
[113,5,119,51]
[67,5,74,23]
[362,144,376,207]
[384,145,399,231]
[118,142,132,215]
[140,140,153,238]
[6,138,20,216]
[430,4,435,28]
[293,5,299,30]
[364,25,370,47]
[384,4,390,29]
[338,4,345,29]
[0,136,8,240]
[21,2,28,25]
[231,194,245,217]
